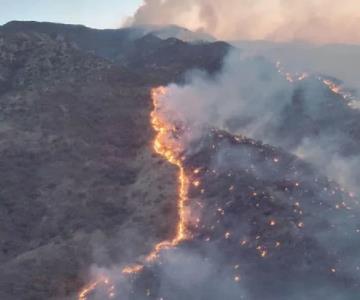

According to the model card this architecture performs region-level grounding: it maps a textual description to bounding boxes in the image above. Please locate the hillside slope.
[0,24,229,300]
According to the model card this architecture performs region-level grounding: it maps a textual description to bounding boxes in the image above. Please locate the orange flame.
[121,264,144,275]
[321,78,360,108]
[276,60,358,108]
[78,277,111,300]
[78,86,190,299]
[143,87,190,263]
[322,79,342,94]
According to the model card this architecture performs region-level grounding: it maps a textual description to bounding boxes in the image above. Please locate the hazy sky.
[0,0,143,29]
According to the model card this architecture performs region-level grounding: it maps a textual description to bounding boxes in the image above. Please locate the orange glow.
[276,61,308,83]
[122,264,144,274]
[276,61,359,109]
[261,250,268,257]
[146,86,190,262]
[269,220,277,226]
[193,168,201,174]
[323,79,342,94]
[193,180,201,187]
[78,86,191,299]
[78,277,111,300]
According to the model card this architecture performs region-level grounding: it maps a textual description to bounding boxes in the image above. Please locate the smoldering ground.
[88,130,360,300]
[163,49,360,195]
[85,49,360,300]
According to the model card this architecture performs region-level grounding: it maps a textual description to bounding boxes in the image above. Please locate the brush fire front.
[79,84,360,299]
[78,86,192,299]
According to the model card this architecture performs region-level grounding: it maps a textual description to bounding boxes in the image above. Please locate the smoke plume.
[161,49,360,196]
[83,48,360,299]
[129,0,360,44]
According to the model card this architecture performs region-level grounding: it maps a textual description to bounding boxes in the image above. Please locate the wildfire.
[320,78,360,108]
[122,264,144,275]
[78,86,190,299]
[276,61,308,83]
[322,79,342,94]
[147,86,190,258]
[276,60,359,109]
[78,277,112,300]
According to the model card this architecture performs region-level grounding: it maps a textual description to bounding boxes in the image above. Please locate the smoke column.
[129,0,360,44]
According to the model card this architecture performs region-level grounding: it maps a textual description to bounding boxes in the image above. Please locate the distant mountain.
[1,21,227,83]
[131,24,216,43]
[1,21,215,58]
[232,40,360,92]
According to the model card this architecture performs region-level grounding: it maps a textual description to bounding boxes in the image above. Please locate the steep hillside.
[0,26,229,300]
[2,21,360,300]
[129,130,360,299]
[1,21,227,79]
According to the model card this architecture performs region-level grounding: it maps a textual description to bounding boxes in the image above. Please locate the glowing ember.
[240,240,248,246]
[193,180,201,187]
[275,61,308,83]
[323,79,343,94]
[269,220,277,226]
[122,264,144,275]
[193,168,201,174]
[320,78,360,108]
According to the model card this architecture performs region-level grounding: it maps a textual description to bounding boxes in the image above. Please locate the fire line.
[78,87,190,299]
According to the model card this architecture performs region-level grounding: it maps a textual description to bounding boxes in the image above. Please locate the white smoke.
[129,0,360,44]
[162,53,293,143]
[159,49,360,195]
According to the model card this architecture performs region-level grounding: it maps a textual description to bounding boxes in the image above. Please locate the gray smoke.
[161,49,360,196]
[85,46,360,300]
